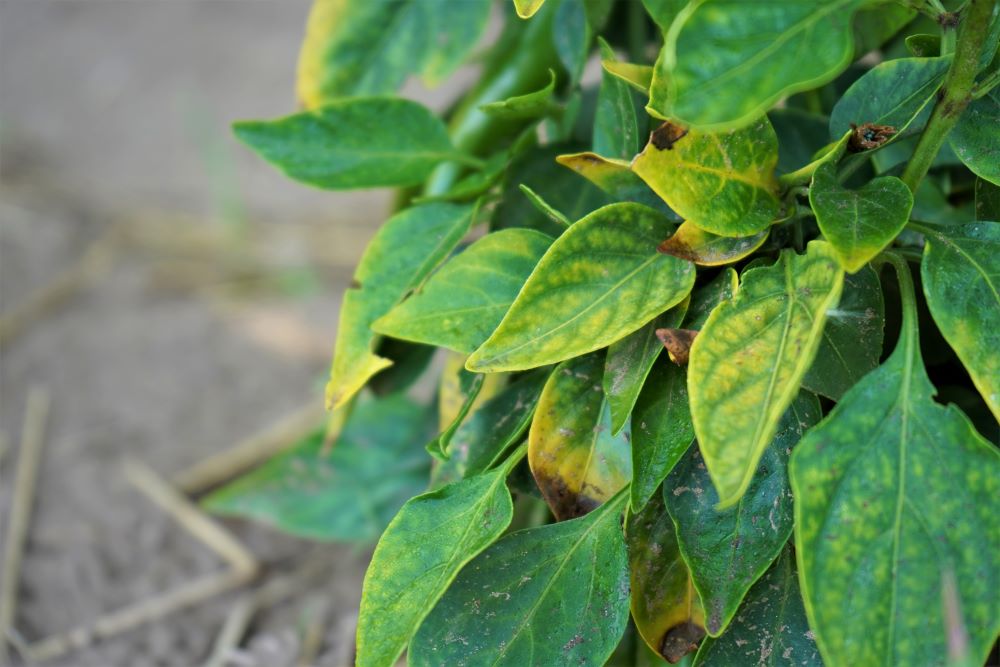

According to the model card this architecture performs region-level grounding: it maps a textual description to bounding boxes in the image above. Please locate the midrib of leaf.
[672,156,775,191]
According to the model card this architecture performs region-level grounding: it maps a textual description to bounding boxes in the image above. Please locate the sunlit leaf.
[357,452,523,667]
[234,97,467,191]
[514,0,546,19]
[325,202,475,409]
[627,490,705,663]
[519,185,572,228]
[410,491,631,666]
[790,267,1000,666]
[689,241,843,507]
[594,38,640,159]
[801,265,884,401]
[632,118,780,237]
[602,60,654,94]
[658,222,769,267]
[468,203,695,372]
[917,221,1000,421]
[809,163,913,273]
[652,0,869,129]
[605,299,688,437]
[665,392,820,636]
[296,0,492,107]
[949,89,1000,186]
[692,547,821,666]
[529,353,631,520]
[374,229,553,354]
[203,395,431,542]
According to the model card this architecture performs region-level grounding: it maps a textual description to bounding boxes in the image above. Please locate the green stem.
[901,0,998,192]
[876,251,920,353]
[972,68,1000,98]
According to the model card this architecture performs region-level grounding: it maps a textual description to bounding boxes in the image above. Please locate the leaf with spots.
[790,259,1000,667]
[529,352,631,521]
[692,547,821,667]
[801,265,884,401]
[688,241,843,507]
[916,221,1000,421]
[373,229,554,355]
[659,221,769,267]
[809,163,913,273]
[604,297,688,437]
[664,392,820,636]
[650,0,869,129]
[324,202,476,410]
[949,88,1000,186]
[627,489,706,663]
[409,490,631,667]
[468,203,695,372]
[632,118,781,238]
[357,449,524,667]
[203,395,431,542]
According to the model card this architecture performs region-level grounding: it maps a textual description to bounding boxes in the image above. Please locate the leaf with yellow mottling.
[627,489,706,663]
[632,118,780,237]
[688,241,843,507]
[326,203,475,410]
[556,152,678,217]
[467,203,695,372]
[529,352,631,520]
[659,221,769,267]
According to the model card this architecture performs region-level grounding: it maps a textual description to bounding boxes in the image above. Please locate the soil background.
[0,2,468,665]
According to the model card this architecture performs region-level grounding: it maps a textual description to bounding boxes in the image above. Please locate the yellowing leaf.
[688,241,843,507]
[632,118,780,237]
[659,221,769,266]
[529,353,631,520]
[467,203,695,372]
[556,152,676,216]
[514,0,546,19]
[601,60,654,93]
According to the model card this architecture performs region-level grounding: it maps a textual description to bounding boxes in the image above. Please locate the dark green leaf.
[664,392,820,636]
[554,0,590,85]
[594,38,640,159]
[769,109,831,175]
[203,395,431,542]
[233,97,463,190]
[409,491,631,667]
[427,354,490,459]
[641,0,686,33]
[975,178,1000,220]
[682,269,738,331]
[949,89,1000,186]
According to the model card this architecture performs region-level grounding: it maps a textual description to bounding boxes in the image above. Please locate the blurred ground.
[0,2,445,665]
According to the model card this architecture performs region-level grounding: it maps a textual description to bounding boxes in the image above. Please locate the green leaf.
[325,202,475,409]
[949,89,1000,186]
[626,489,706,663]
[918,222,1000,421]
[427,353,499,460]
[632,118,780,237]
[769,108,831,175]
[975,178,1000,220]
[555,152,677,216]
[601,60,654,94]
[357,453,522,667]
[829,55,950,141]
[652,0,868,129]
[296,0,492,107]
[605,299,688,437]
[480,70,558,119]
[631,362,694,512]
[468,203,695,372]
[594,38,640,159]
[682,268,738,331]
[514,0,546,19]
[658,221,769,267]
[373,229,553,354]
[689,241,844,507]
[554,0,590,86]
[664,392,820,636]
[905,34,940,58]
[692,547,822,667]
[853,3,916,57]
[641,0,686,33]
[409,490,631,667]
[519,185,573,228]
[790,267,1000,667]
[801,265,885,401]
[203,395,430,542]
[809,163,913,273]
[529,353,631,520]
[233,98,463,191]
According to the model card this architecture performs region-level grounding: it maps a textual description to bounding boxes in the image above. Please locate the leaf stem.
[972,68,1000,98]
[876,251,920,352]
[901,0,998,192]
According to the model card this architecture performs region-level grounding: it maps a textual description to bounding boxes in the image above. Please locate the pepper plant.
[215,0,1000,664]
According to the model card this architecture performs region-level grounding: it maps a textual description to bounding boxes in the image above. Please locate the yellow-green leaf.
[688,241,844,507]
[658,221,769,267]
[632,118,780,237]
[325,203,475,410]
[556,152,677,217]
[467,203,695,372]
[514,0,546,19]
[373,229,554,354]
[480,70,558,119]
[529,353,631,520]
[810,163,913,273]
[627,489,706,663]
[601,59,654,94]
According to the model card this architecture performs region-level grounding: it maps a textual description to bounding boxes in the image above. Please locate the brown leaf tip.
[656,328,699,365]
[848,122,896,152]
[651,122,689,151]
[660,622,706,663]
[658,232,698,262]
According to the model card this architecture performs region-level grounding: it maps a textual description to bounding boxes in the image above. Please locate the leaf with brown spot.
[626,489,706,663]
[656,328,698,365]
[658,221,769,266]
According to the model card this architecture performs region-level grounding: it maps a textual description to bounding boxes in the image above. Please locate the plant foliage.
[223,0,1000,664]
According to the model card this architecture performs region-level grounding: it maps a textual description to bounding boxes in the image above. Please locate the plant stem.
[901,0,998,192]
[877,251,920,352]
